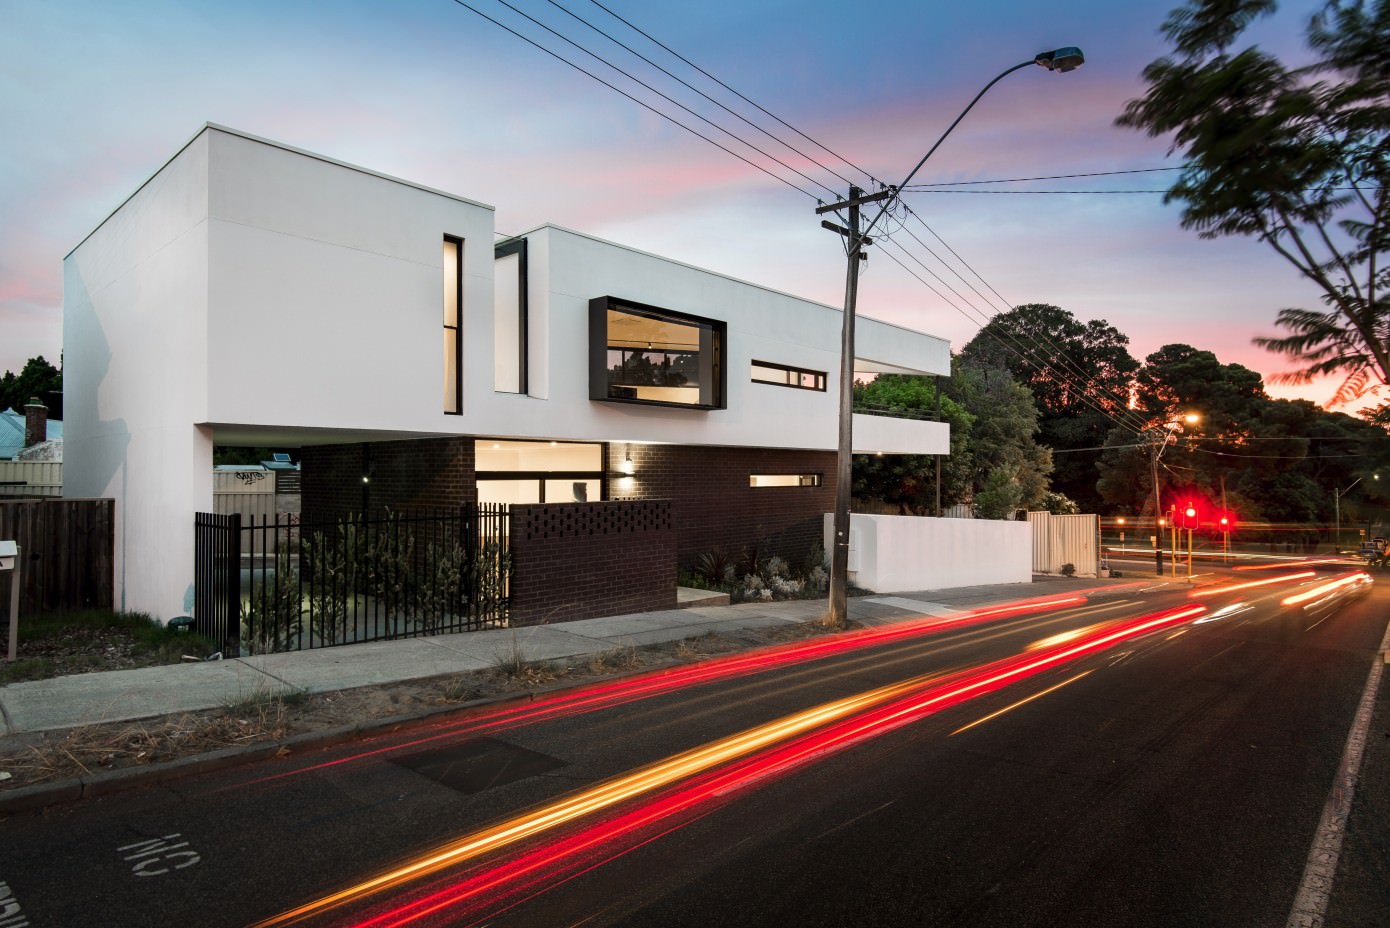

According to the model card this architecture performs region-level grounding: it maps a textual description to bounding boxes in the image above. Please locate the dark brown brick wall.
[301,438,475,516]
[509,500,675,625]
[300,437,831,623]
[610,444,834,570]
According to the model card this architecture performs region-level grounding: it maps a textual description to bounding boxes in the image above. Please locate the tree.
[0,356,62,414]
[959,304,1138,509]
[1118,0,1390,416]
[945,360,1053,516]
[851,375,973,513]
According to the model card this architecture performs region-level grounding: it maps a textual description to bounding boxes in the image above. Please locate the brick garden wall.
[610,444,835,571]
[509,499,675,625]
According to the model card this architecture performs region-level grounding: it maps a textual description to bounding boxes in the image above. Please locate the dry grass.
[0,619,842,792]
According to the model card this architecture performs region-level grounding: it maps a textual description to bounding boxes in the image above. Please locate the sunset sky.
[1,0,1338,408]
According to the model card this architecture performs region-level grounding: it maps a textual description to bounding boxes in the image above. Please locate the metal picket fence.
[193,506,509,655]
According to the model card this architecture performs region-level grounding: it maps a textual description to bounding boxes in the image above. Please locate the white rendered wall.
[203,129,495,433]
[63,131,215,617]
[508,225,950,454]
[826,513,1032,593]
[61,126,952,618]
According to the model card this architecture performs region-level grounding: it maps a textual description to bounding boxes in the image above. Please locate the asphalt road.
[1,564,1386,928]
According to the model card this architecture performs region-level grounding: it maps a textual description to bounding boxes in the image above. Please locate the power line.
[873,236,1150,437]
[580,0,877,187]
[483,0,842,197]
[904,167,1185,187]
[449,0,823,199]
[545,0,860,191]
[884,202,1152,435]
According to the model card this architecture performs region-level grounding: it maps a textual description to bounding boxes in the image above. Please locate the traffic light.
[1182,503,1198,528]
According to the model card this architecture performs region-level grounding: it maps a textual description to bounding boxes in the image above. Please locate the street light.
[819,47,1085,628]
[1147,411,1200,577]
[1334,473,1378,556]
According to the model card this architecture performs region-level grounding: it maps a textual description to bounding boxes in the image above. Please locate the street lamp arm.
[822,45,1083,629]
[856,49,1083,247]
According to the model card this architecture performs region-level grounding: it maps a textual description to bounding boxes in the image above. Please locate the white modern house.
[63,125,951,622]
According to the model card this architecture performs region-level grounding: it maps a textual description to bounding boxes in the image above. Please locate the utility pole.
[819,186,890,628]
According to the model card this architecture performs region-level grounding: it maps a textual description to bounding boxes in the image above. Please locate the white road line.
[1284,618,1390,928]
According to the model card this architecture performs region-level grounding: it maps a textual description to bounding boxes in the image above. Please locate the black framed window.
[443,236,463,414]
[589,296,725,409]
[494,238,527,395]
[750,474,823,488]
[751,360,826,391]
[475,439,606,505]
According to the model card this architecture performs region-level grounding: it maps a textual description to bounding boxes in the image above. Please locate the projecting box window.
[750,474,823,488]
[751,360,826,391]
[589,296,726,410]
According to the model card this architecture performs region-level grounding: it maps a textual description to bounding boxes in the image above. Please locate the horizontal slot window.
[750,473,823,488]
[752,360,826,392]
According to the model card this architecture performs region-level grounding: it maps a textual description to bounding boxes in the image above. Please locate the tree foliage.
[944,360,1053,516]
[0,356,61,414]
[852,375,972,513]
[958,304,1138,509]
[1118,0,1390,415]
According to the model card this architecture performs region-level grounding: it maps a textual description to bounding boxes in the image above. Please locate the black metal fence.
[193,506,510,655]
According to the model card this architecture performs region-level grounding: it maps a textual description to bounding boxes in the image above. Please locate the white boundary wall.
[826,513,1031,593]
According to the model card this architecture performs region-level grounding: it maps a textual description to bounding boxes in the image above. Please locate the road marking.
[0,881,30,928]
[1284,618,1390,928]
[118,833,201,877]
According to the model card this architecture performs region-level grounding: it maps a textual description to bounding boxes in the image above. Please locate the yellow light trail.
[949,670,1094,736]
[1189,571,1316,597]
[258,604,1205,928]
[254,668,949,927]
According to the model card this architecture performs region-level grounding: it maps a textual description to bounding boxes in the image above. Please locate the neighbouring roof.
[0,408,63,460]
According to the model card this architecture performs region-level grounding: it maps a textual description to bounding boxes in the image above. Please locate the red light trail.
[254,603,1204,928]
[240,593,1087,787]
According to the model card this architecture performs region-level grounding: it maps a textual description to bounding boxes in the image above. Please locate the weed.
[587,644,639,674]
[222,681,309,717]
[438,675,485,703]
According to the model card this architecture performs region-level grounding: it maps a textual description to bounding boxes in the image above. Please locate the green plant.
[304,520,361,647]
[1060,563,1076,577]
[240,547,304,655]
[365,512,416,620]
[417,541,465,633]
[491,630,529,679]
[463,540,511,623]
[694,549,734,586]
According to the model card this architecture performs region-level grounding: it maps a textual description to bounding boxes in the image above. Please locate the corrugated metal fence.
[0,461,63,498]
[1029,511,1099,577]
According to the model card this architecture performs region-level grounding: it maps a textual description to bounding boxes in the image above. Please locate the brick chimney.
[23,397,47,448]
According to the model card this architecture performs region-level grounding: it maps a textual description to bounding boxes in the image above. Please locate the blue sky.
[0,0,1337,406]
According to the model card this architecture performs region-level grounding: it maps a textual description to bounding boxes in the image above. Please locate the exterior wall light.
[620,447,635,476]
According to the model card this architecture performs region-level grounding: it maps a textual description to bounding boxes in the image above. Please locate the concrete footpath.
[0,578,1117,810]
